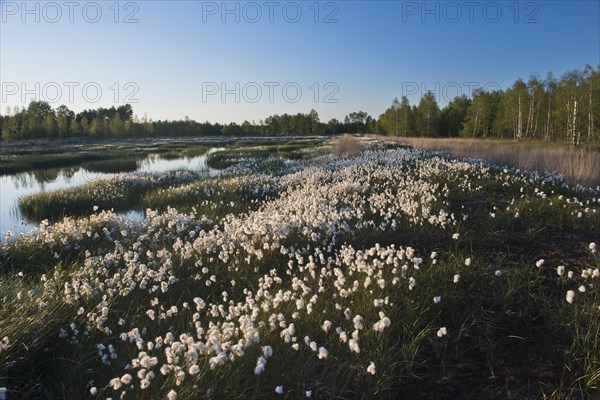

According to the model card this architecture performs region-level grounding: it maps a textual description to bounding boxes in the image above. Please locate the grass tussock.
[18,170,200,222]
[388,137,600,188]
[333,134,362,158]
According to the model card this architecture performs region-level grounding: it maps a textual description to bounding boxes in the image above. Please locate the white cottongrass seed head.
[120,374,132,385]
[367,361,376,375]
[318,347,329,359]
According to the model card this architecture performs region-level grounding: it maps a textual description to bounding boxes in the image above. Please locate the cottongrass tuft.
[109,377,122,390]
[373,316,391,332]
[254,356,267,375]
[349,338,360,353]
[352,315,365,330]
[318,347,329,359]
[120,374,132,385]
[367,362,376,375]
[408,277,416,291]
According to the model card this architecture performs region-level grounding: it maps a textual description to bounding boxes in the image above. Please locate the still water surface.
[0,150,218,236]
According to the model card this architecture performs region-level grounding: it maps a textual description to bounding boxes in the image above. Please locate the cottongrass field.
[0,137,599,399]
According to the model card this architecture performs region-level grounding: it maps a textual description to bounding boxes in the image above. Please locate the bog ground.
[0,137,598,399]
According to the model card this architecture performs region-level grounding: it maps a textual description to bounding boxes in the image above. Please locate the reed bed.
[379,137,600,188]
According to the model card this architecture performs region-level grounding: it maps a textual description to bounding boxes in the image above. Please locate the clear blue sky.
[1,0,598,124]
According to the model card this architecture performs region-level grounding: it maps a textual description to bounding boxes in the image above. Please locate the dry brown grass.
[373,136,600,188]
[332,134,362,158]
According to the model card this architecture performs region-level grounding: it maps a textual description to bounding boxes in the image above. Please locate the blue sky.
[1,0,598,123]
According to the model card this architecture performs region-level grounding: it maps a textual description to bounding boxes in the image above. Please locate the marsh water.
[0,149,218,236]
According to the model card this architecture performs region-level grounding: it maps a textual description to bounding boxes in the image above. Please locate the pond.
[0,148,220,236]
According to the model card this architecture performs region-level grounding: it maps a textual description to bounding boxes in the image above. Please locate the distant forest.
[1,64,598,146]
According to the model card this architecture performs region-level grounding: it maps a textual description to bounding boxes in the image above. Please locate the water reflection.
[83,159,140,174]
[8,168,84,188]
[0,149,218,236]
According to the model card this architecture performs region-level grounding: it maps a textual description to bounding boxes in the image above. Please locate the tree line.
[1,64,597,146]
[0,103,369,140]
[376,64,599,146]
